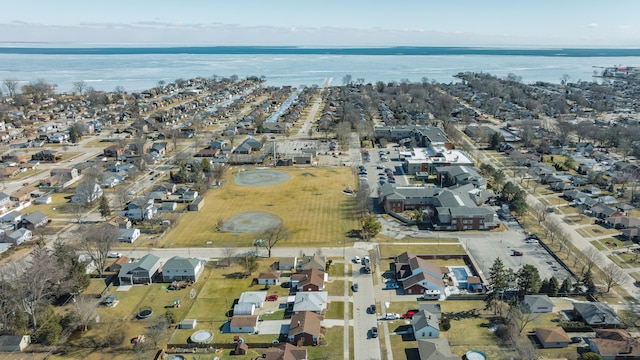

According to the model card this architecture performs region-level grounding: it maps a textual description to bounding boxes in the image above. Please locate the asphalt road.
[351,261,382,360]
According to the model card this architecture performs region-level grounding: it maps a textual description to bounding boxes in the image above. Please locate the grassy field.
[326,280,345,296]
[160,167,358,248]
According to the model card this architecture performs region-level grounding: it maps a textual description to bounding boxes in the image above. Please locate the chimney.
[297,321,300,328]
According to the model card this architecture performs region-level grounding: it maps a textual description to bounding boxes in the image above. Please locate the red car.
[402,311,417,319]
[266,295,279,301]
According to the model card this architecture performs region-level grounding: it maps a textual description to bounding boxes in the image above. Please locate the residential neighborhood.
[1,70,640,360]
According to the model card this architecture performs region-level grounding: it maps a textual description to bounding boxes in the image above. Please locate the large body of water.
[1,46,639,93]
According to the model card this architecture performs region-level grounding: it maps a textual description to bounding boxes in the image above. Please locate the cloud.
[587,23,599,28]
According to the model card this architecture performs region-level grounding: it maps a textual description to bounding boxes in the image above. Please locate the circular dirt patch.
[234,169,290,186]
[221,211,282,233]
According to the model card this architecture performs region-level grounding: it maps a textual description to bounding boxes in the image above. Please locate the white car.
[107,252,122,258]
[385,313,401,320]
[353,256,361,263]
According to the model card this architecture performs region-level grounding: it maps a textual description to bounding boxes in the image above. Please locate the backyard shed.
[179,319,197,329]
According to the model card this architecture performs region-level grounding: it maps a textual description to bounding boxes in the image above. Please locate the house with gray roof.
[19,211,48,231]
[162,256,205,282]
[435,165,486,188]
[292,291,328,314]
[118,254,161,285]
[573,302,620,328]
[239,291,267,308]
[297,255,326,271]
[416,339,457,360]
[412,309,440,339]
[523,295,553,313]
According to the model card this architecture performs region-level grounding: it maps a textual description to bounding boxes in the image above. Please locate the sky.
[1,0,639,47]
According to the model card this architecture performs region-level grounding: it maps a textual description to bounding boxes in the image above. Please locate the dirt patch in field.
[220,211,282,233]
[234,169,290,186]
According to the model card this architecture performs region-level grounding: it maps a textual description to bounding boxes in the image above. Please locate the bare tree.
[222,243,237,267]
[78,224,119,276]
[73,80,87,95]
[13,243,63,330]
[69,202,88,224]
[601,263,626,293]
[508,303,540,335]
[3,79,18,97]
[114,186,132,209]
[72,295,98,331]
[144,319,169,350]
[582,247,602,274]
[532,202,549,225]
[259,224,290,258]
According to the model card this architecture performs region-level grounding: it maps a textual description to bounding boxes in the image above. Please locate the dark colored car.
[370,326,378,338]
[402,311,417,319]
[369,304,377,313]
[352,283,359,292]
[266,295,278,301]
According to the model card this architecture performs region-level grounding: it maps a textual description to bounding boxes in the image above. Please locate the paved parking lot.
[462,224,575,283]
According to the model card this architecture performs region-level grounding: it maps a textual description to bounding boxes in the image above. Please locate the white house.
[118,228,141,243]
[292,292,328,314]
[239,291,267,308]
[257,272,280,285]
[523,295,554,313]
[229,315,258,333]
[72,181,103,203]
[161,256,206,282]
[0,335,30,352]
[412,309,440,339]
[34,196,52,204]
[3,228,32,245]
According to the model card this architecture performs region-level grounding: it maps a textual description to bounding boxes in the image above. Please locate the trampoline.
[137,308,153,319]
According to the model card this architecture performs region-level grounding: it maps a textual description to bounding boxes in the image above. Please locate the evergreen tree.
[201,158,212,173]
[98,195,111,220]
[582,269,597,294]
[559,277,573,295]
[517,264,542,297]
[548,276,560,297]
[362,214,382,240]
[486,258,508,314]
[539,278,550,294]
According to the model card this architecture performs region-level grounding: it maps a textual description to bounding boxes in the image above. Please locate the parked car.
[402,311,417,319]
[511,250,524,256]
[370,326,378,338]
[107,252,122,258]
[266,295,279,301]
[376,164,385,169]
[385,312,401,320]
[352,283,359,292]
[369,304,377,313]
[353,256,361,263]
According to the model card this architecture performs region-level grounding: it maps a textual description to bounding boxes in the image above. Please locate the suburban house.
[19,211,48,231]
[0,335,30,352]
[107,256,132,272]
[296,255,326,272]
[3,228,32,245]
[291,269,327,292]
[288,311,322,346]
[395,252,446,295]
[118,228,140,243]
[50,168,78,180]
[573,302,621,328]
[535,327,571,349]
[0,192,10,213]
[292,291,328,314]
[379,183,498,231]
[278,257,297,271]
[416,339,458,360]
[238,291,267,308]
[411,309,440,339]
[161,256,206,283]
[435,165,487,188]
[118,254,162,285]
[257,272,280,286]
[71,181,103,203]
[0,210,22,225]
[229,315,259,333]
[523,295,554,313]
[261,343,307,360]
[123,198,157,220]
[588,329,640,360]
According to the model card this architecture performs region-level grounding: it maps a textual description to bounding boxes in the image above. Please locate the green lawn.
[325,301,345,319]
[326,280,345,296]
[308,326,345,360]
